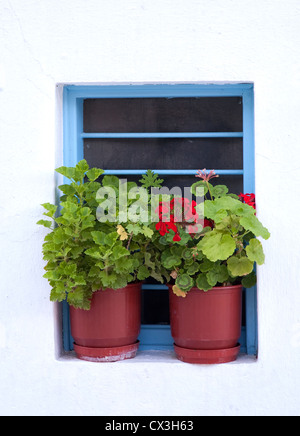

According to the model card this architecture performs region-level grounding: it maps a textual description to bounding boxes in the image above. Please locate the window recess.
[62,84,256,355]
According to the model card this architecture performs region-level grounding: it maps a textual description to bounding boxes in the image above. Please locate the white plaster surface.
[0,0,300,416]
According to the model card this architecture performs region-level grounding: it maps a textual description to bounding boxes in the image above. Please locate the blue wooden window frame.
[62,83,257,355]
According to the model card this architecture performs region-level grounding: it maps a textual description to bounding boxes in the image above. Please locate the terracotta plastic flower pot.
[69,282,142,362]
[169,284,242,364]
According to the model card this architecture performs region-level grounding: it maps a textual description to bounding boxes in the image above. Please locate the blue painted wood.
[65,83,253,98]
[242,86,258,356]
[139,326,246,352]
[62,83,256,354]
[142,284,168,290]
[82,132,243,138]
[138,325,174,350]
[62,87,82,352]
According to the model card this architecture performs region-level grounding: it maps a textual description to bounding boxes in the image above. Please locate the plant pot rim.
[174,343,241,364]
[94,281,143,293]
[73,341,140,362]
[168,283,243,293]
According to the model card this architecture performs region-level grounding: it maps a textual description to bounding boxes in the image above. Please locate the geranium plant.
[155,169,270,297]
[37,160,164,309]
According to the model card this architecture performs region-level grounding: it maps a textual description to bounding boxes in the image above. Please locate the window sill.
[58,349,257,365]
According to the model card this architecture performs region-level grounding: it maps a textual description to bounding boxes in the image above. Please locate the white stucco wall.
[0,0,300,416]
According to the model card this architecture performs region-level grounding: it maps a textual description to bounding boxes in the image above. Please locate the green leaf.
[211,185,228,198]
[114,257,135,274]
[64,263,77,277]
[144,252,155,269]
[102,175,120,189]
[139,170,164,190]
[162,255,182,269]
[206,264,229,287]
[41,203,57,218]
[204,200,217,220]
[61,200,78,214]
[142,226,154,238]
[81,215,95,230]
[240,215,270,240]
[182,248,193,260]
[58,184,77,195]
[199,257,214,272]
[76,159,89,174]
[137,265,150,280]
[212,196,255,217]
[176,274,194,292]
[104,232,119,246]
[190,180,209,196]
[187,262,200,275]
[70,246,85,259]
[37,219,52,228]
[126,223,141,236]
[42,241,56,252]
[43,270,60,281]
[198,231,236,261]
[213,209,228,223]
[53,227,70,244]
[86,168,105,182]
[246,238,265,265]
[55,165,76,180]
[91,231,106,245]
[85,247,103,260]
[88,266,101,278]
[227,256,254,277]
[113,275,132,290]
[241,271,257,288]
[112,246,129,260]
[195,273,211,291]
[50,287,66,303]
[170,245,184,258]
[73,274,86,286]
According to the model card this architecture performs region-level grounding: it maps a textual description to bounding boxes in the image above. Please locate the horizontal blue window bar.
[103,169,244,176]
[82,132,243,139]
[142,284,168,290]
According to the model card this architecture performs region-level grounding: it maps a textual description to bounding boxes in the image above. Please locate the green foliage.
[197,231,236,262]
[175,274,194,292]
[157,173,270,297]
[139,170,164,191]
[245,238,265,265]
[227,256,254,277]
[37,160,163,309]
[38,161,270,306]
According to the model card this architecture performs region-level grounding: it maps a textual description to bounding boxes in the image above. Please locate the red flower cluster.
[239,193,256,209]
[155,198,199,242]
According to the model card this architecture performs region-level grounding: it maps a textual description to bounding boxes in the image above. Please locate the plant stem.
[126,232,134,250]
[206,181,213,200]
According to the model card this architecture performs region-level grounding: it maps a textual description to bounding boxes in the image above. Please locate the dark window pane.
[141,286,170,325]
[84,97,243,133]
[86,173,243,198]
[84,138,243,171]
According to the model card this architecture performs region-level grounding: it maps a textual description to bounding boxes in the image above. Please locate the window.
[62,83,257,355]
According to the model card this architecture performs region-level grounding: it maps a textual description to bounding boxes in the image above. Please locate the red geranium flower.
[155,197,200,242]
[239,193,256,210]
[173,233,181,242]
